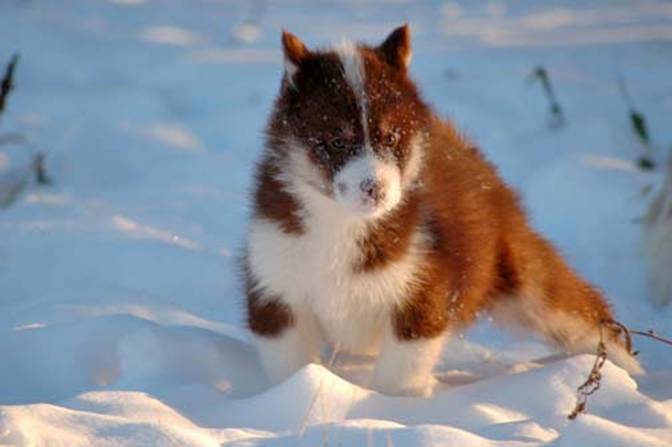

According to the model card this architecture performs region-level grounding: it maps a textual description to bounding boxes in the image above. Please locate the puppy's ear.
[378,25,412,70]
[281,30,309,81]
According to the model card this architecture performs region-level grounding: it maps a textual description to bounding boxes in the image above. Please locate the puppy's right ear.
[379,25,412,70]
[282,30,309,82]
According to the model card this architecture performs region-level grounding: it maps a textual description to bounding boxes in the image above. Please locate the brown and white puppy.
[244,26,642,396]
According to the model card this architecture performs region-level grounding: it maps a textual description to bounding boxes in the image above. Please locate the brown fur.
[385,118,616,342]
[245,265,295,336]
[253,157,304,235]
[354,191,421,272]
[268,51,365,183]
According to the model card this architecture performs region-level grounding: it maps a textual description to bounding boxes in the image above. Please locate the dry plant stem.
[603,318,672,350]
[569,319,672,419]
[618,75,651,147]
[628,329,672,348]
[618,75,654,170]
[568,324,608,420]
[0,54,19,115]
[529,66,564,128]
[33,153,51,185]
[601,319,634,354]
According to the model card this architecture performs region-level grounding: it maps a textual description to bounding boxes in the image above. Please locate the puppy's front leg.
[248,295,322,385]
[371,324,446,397]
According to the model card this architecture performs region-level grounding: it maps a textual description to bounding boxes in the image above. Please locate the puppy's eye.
[383,133,398,147]
[330,137,346,149]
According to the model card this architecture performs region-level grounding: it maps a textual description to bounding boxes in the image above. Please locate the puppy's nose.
[360,178,386,203]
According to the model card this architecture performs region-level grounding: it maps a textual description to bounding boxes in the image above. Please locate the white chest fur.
[247,209,426,353]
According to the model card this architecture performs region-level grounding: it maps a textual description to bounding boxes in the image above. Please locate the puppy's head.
[268,25,431,219]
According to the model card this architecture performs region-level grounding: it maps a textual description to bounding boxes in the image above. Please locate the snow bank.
[2,341,670,446]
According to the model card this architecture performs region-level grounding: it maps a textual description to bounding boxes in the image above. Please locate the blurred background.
[0,0,671,444]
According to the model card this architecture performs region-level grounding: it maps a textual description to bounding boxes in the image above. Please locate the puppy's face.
[269,26,430,219]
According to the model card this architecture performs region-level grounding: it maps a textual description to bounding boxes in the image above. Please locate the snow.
[1,0,671,445]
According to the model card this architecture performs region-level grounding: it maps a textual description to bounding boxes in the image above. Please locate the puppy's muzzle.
[360,178,386,204]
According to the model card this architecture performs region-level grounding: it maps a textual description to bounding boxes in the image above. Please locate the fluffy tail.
[491,232,643,375]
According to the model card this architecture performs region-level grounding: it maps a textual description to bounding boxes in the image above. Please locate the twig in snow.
[618,76,655,170]
[32,152,51,185]
[568,324,608,420]
[628,328,672,348]
[0,53,19,116]
[0,54,53,191]
[529,66,565,130]
[569,319,672,419]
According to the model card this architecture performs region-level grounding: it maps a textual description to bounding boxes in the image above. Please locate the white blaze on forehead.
[334,41,370,146]
[334,41,365,94]
[332,43,410,218]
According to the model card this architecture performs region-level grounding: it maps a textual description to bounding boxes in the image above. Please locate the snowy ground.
[1,0,672,445]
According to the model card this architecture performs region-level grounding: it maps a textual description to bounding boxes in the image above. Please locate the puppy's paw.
[371,375,437,398]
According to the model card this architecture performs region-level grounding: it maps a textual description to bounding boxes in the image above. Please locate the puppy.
[243,25,642,396]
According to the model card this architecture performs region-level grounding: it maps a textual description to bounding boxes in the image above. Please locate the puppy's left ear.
[378,25,412,70]
[281,30,309,81]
